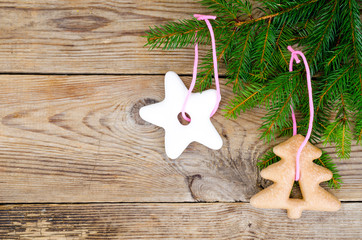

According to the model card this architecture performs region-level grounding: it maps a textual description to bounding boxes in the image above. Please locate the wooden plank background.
[0,0,361,239]
[0,0,207,74]
[1,203,362,239]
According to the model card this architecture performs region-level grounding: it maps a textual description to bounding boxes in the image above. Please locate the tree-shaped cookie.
[250,134,341,219]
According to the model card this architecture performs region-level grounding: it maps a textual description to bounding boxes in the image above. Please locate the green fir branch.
[226,27,254,91]
[145,19,207,49]
[347,0,362,65]
[354,91,362,144]
[321,93,352,159]
[199,0,238,20]
[224,83,265,117]
[234,0,252,17]
[306,0,338,74]
[235,0,321,27]
[257,149,281,169]
[197,28,237,90]
[316,65,353,112]
[259,71,302,142]
[314,151,342,189]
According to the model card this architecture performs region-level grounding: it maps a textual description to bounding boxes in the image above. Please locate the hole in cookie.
[177,112,191,126]
[289,181,303,199]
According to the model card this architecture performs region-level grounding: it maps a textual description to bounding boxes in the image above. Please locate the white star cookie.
[140,71,223,159]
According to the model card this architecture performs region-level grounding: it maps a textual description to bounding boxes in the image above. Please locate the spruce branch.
[260,18,272,64]
[199,0,238,20]
[319,92,354,160]
[226,26,255,91]
[145,19,230,50]
[316,65,353,112]
[355,89,362,144]
[235,0,321,27]
[197,28,237,90]
[260,73,302,142]
[145,19,206,49]
[314,151,342,189]
[224,83,265,117]
[306,0,338,74]
[234,0,252,17]
[347,0,362,65]
[355,100,362,144]
[257,149,280,169]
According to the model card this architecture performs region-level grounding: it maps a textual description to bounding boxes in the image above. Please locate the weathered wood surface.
[0,74,361,203]
[0,0,210,74]
[1,203,361,239]
[0,0,360,75]
[0,0,361,238]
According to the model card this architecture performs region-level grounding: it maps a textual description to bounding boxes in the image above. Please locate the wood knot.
[53,15,110,32]
[131,98,158,125]
[186,174,202,201]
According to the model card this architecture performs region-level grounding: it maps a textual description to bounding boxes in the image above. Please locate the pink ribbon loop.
[181,14,221,122]
[194,14,217,20]
[288,46,314,181]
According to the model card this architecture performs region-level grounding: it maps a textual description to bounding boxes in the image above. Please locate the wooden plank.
[0,0,359,76]
[0,74,361,203]
[0,202,361,239]
[0,0,210,74]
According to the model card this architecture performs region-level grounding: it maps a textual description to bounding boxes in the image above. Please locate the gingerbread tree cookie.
[250,134,341,219]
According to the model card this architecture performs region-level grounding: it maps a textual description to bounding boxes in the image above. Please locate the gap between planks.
[0,200,361,205]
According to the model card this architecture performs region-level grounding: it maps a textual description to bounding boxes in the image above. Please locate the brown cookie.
[250,134,341,219]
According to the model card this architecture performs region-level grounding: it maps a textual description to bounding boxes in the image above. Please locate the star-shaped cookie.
[139,71,223,159]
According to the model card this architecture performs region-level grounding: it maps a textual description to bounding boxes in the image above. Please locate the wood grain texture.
[0,0,360,237]
[1,203,362,239]
[0,0,211,74]
[0,0,359,75]
[0,74,361,203]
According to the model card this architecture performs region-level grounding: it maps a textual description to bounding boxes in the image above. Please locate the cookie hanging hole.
[177,112,191,126]
[289,181,303,199]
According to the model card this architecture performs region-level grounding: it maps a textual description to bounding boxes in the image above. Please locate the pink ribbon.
[181,14,221,122]
[288,46,314,181]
